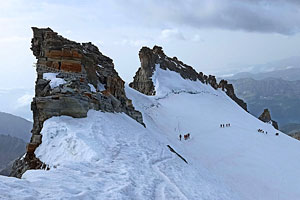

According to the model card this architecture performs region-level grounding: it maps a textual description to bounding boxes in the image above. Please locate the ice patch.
[88,84,96,92]
[43,73,66,89]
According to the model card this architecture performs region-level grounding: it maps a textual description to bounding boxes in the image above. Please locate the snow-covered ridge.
[152,65,221,98]
[1,31,300,199]
[1,67,300,199]
[130,46,248,111]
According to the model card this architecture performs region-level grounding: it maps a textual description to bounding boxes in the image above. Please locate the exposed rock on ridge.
[11,27,144,178]
[218,80,247,111]
[130,46,247,111]
[259,108,278,129]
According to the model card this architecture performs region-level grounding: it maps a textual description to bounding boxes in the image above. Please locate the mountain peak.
[130,46,247,111]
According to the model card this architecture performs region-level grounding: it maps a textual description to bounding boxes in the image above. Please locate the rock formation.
[130,46,201,96]
[259,109,278,129]
[130,46,247,111]
[218,80,247,111]
[10,27,144,178]
[289,131,300,141]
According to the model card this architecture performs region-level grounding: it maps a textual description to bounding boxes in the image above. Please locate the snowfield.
[1,67,300,199]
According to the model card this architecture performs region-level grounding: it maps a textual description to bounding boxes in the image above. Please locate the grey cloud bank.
[117,0,300,35]
[0,0,300,94]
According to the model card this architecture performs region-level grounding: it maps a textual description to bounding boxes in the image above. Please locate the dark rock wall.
[218,80,248,111]
[130,46,247,111]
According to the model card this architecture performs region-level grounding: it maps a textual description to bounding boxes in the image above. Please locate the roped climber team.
[179,133,190,141]
[220,123,230,128]
[179,122,279,143]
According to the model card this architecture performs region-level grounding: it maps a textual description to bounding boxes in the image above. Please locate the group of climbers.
[177,122,280,143]
[220,123,230,128]
[179,133,191,141]
[258,128,280,136]
[258,129,267,134]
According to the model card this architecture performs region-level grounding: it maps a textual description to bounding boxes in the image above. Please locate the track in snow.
[151,151,188,200]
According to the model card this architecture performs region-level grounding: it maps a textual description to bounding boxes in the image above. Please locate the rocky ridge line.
[10,27,144,178]
[130,46,247,111]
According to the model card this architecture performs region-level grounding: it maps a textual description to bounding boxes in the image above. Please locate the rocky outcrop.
[130,46,247,111]
[129,47,157,95]
[259,109,278,129]
[129,46,201,95]
[218,80,247,111]
[11,27,144,178]
[289,131,300,141]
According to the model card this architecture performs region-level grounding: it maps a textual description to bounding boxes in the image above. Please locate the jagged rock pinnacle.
[130,46,248,111]
[259,109,278,129]
[10,27,144,178]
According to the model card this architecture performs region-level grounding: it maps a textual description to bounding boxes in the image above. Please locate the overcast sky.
[1,0,300,89]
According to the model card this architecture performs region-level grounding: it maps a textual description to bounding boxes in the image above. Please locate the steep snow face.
[0,111,236,200]
[127,67,300,200]
[1,67,300,199]
[152,65,214,97]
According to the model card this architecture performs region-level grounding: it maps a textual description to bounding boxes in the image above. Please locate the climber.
[184,134,187,140]
[184,134,190,140]
[179,134,182,141]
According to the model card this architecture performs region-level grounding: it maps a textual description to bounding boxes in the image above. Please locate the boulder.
[259,109,279,129]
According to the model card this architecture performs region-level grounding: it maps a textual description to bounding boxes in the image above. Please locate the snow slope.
[1,67,300,199]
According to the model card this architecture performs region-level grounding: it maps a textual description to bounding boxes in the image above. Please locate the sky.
[1,0,300,90]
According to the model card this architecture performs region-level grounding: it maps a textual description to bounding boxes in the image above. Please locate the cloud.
[159,29,185,40]
[16,94,33,109]
[191,34,203,42]
[116,0,300,35]
[114,38,151,47]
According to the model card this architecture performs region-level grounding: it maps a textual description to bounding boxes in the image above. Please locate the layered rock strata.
[130,46,247,111]
[11,27,143,178]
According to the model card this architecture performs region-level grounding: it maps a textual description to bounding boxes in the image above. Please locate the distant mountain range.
[0,135,26,176]
[224,64,300,135]
[0,112,32,175]
[219,56,300,81]
[0,112,32,142]
[229,67,300,81]
[280,123,300,140]
[229,78,300,126]
[280,123,300,134]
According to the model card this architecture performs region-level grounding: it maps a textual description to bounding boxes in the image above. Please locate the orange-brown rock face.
[10,27,144,178]
[60,61,82,73]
